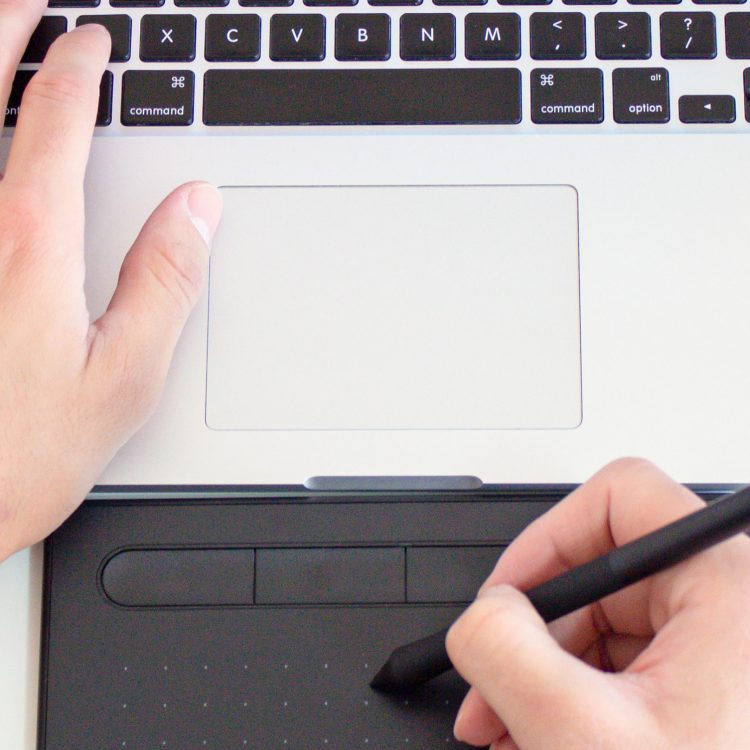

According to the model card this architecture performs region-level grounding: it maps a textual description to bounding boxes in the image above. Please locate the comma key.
[121,70,195,127]
[613,67,669,123]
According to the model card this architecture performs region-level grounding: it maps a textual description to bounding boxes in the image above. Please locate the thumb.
[87,181,222,427]
[447,585,645,749]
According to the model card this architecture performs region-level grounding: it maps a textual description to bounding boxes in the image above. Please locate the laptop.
[3,0,750,747]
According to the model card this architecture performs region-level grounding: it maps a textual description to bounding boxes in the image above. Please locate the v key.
[271,14,326,60]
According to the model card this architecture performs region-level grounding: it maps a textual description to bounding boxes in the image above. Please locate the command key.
[531,69,604,125]
[122,70,194,127]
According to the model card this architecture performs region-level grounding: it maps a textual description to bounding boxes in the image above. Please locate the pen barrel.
[527,485,750,624]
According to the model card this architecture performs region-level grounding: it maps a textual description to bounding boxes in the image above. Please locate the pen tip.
[369,660,397,692]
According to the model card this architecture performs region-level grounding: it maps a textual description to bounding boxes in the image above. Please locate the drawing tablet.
[39,490,562,749]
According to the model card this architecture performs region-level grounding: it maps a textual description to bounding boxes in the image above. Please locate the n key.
[271,14,326,60]
[400,14,456,60]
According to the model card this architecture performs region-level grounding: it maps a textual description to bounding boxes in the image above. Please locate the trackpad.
[206,185,581,430]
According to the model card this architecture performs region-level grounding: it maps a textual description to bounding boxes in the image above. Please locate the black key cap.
[726,13,750,58]
[49,1,100,6]
[140,14,197,62]
[4,71,34,128]
[744,69,750,120]
[111,1,165,6]
[77,15,132,62]
[369,0,421,5]
[465,12,521,59]
[175,0,229,5]
[335,14,391,60]
[660,12,716,58]
[595,12,651,58]
[239,0,292,5]
[121,70,194,126]
[400,13,456,60]
[694,0,744,4]
[629,0,680,4]
[612,67,669,122]
[530,13,586,59]
[531,68,603,123]
[678,95,735,122]
[97,71,114,126]
[203,69,521,125]
[270,14,326,60]
[499,0,551,5]
[564,0,615,5]
[435,0,486,5]
[205,14,261,61]
[305,0,357,6]
[22,16,67,64]
[5,70,112,127]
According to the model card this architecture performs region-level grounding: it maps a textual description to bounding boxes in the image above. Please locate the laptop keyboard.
[6,0,750,130]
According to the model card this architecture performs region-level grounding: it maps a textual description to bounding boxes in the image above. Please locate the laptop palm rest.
[207,185,581,430]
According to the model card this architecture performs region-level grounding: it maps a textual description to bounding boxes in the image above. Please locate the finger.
[0,0,46,113]
[454,687,506,747]
[480,458,704,638]
[4,24,110,195]
[447,585,651,749]
[85,182,222,434]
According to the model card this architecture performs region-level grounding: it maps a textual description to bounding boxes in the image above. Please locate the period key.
[121,70,195,126]
[531,68,604,123]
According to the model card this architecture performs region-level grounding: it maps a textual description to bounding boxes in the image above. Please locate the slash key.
[122,70,194,127]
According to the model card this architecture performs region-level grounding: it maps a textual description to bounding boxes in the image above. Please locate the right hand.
[447,458,750,749]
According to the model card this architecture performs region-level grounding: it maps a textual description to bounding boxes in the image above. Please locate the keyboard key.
[335,14,391,60]
[77,15,132,63]
[530,68,603,123]
[111,1,165,5]
[203,69,521,124]
[660,12,716,58]
[629,0,680,4]
[97,71,114,126]
[175,0,230,5]
[464,12,521,59]
[369,0,422,5]
[564,0,615,5]
[595,12,651,58]
[530,12,586,59]
[4,71,34,128]
[49,1,100,6]
[499,0,551,5]
[22,17,67,64]
[435,0,487,5]
[239,0,293,5]
[694,0,745,4]
[205,14,261,61]
[141,15,196,62]
[121,70,194,126]
[305,0,357,6]
[726,13,750,57]
[678,95,735,122]
[744,69,750,120]
[400,13,456,60]
[612,67,669,122]
[5,70,113,127]
[270,14,326,60]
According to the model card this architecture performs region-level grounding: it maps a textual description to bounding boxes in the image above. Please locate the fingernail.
[187,183,223,248]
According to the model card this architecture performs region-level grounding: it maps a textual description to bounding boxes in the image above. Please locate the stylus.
[370,484,750,692]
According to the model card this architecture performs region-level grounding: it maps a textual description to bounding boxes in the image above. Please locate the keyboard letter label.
[292,28,304,43]
[227,28,239,44]
[358,28,368,43]
[161,28,174,45]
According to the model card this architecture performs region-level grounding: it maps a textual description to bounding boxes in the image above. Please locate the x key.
[141,15,197,62]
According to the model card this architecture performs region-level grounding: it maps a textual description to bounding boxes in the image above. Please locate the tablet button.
[256,548,405,604]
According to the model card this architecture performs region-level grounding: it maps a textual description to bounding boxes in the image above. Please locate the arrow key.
[678,95,735,123]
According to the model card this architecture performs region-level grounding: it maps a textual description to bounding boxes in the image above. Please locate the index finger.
[482,458,705,632]
[4,24,110,195]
